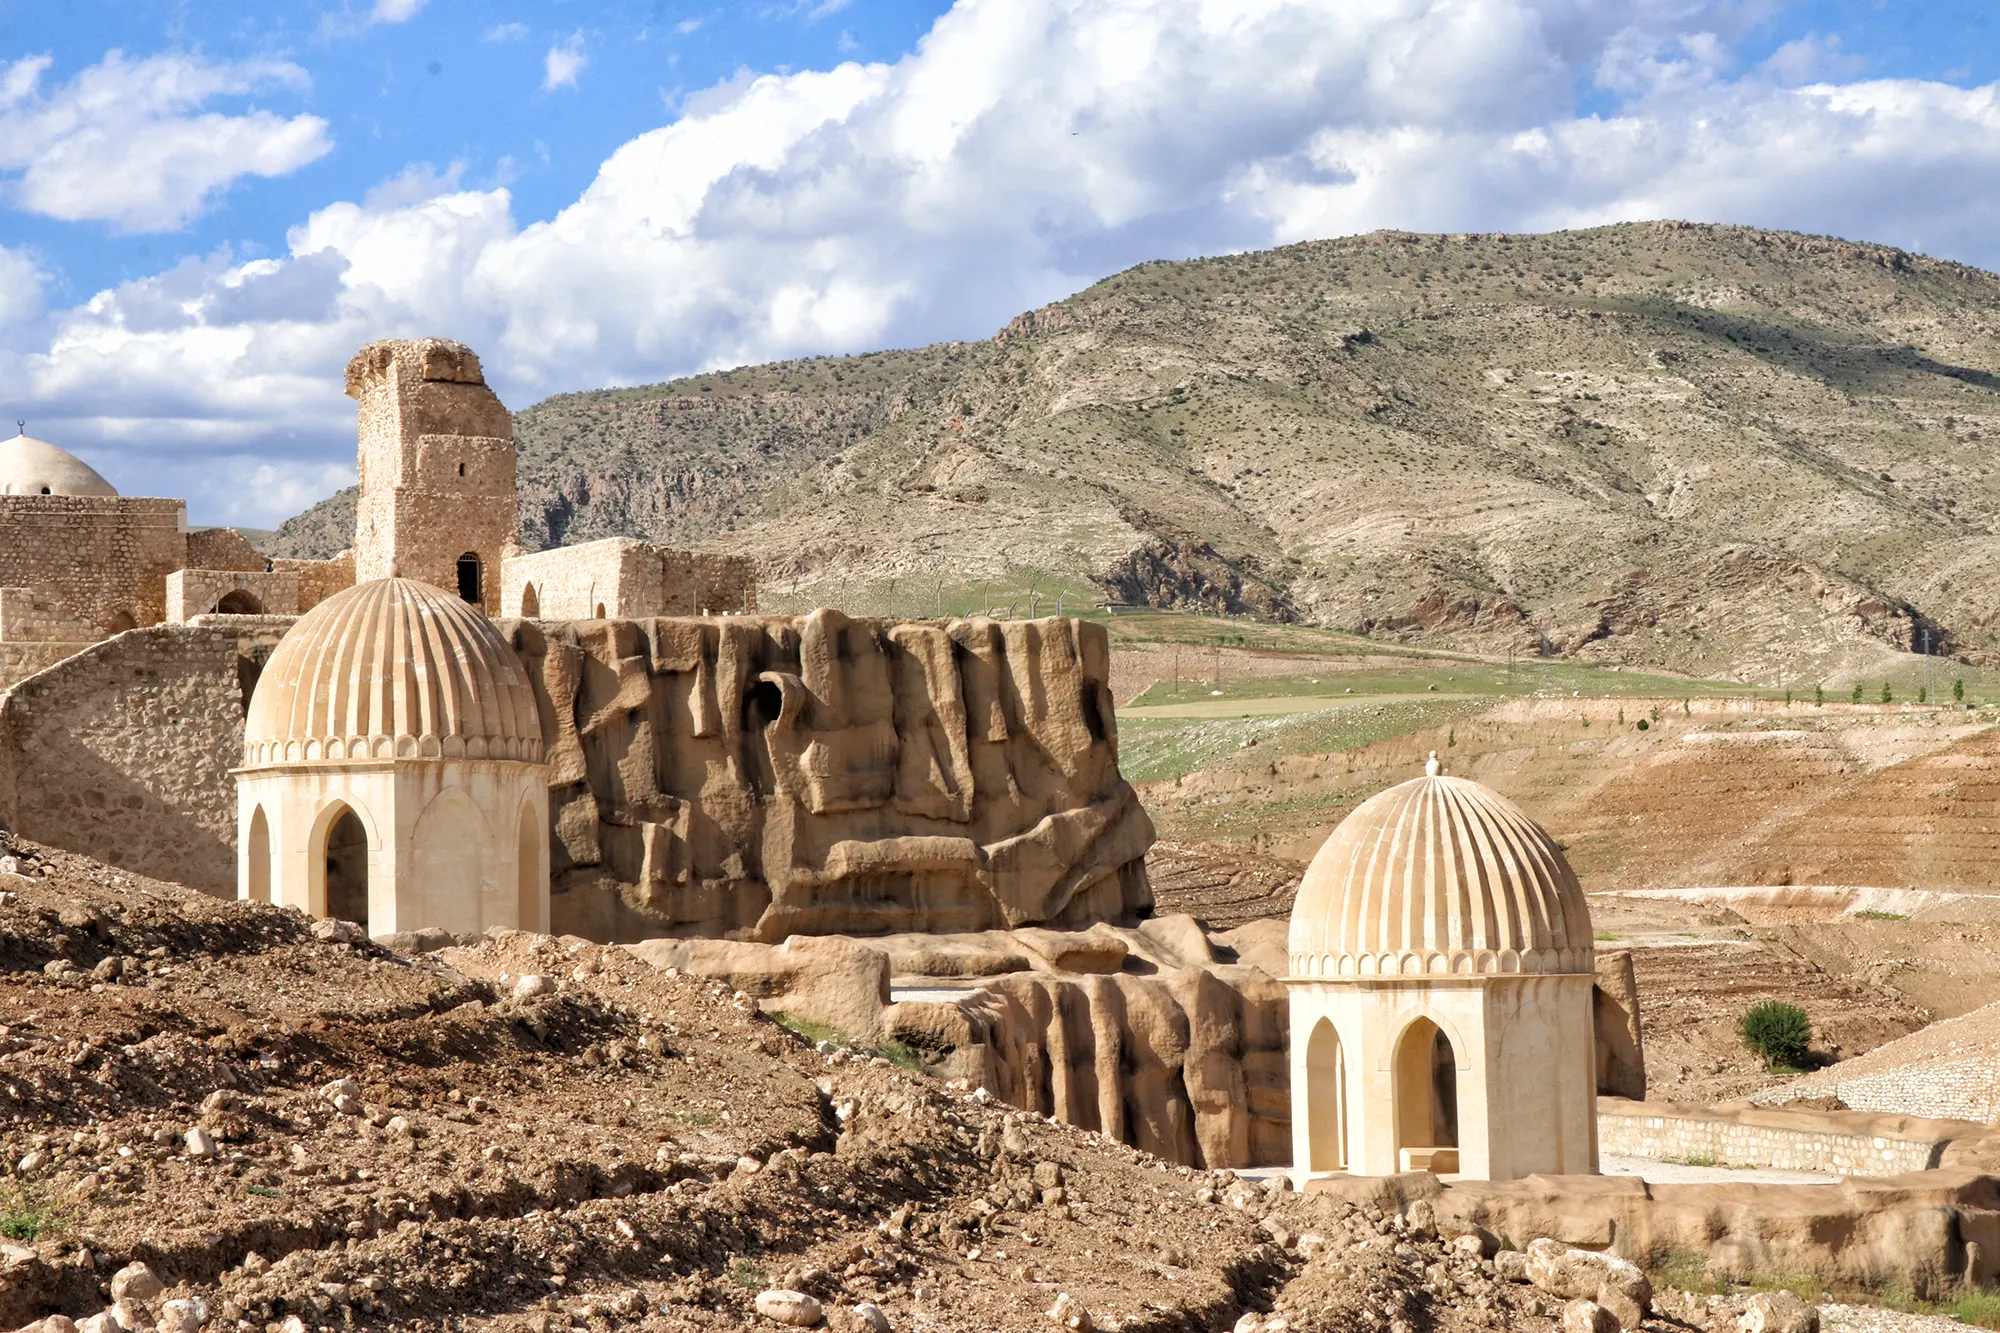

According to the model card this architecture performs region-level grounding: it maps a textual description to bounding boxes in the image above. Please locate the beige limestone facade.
[501,538,757,619]
[1287,759,1599,1183]
[236,577,550,935]
[348,340,517,613]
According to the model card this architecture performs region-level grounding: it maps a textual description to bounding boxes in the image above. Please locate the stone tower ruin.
[348,338,517,613]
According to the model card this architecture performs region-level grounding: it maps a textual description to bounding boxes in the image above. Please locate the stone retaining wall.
[1596,1098,1967,1175]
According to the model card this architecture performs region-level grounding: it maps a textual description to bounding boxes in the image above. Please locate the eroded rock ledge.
[509,609,1155,942]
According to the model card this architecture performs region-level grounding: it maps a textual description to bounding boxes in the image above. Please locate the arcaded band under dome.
[1287,766,1594,978]
[242,576,544,767]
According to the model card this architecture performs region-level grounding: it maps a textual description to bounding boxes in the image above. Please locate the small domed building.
[0,431,121,497]
[235,577,550,936]
[1286,756,1598,1182]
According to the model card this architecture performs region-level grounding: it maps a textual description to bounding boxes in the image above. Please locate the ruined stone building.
[0,429,331,689]
[1286,755,1600,1182]
[237,576,549,936]
[0,340,755,693]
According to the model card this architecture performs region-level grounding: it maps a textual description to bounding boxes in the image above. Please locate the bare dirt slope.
[278,221,2000,685]
[0,834,1601,1333]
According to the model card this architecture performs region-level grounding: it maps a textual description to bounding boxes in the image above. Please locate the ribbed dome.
[1288,769,1593,978]
[243,578,543,767]
[0,433,118,497]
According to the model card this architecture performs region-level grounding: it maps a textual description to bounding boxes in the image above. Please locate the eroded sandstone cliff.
[510,609,1155,941]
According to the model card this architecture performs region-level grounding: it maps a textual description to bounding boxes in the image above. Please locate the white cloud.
[484,22,530,43]
[368,0,427,24]
[543,34,587,92]
[18,0,2000,526]
[0,51,331,232]
[0,245,48,331]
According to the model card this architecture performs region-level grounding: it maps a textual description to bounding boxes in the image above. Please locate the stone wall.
[0,495,187,636]
[1596,1097,1965,1175]
[272,551,355,613]
[661,550,757,615]
[511,609,1153,941]
[184,528,268,572]
[502,539,758,620]
[502,539,652,618]
[0,619,292,893]
[166,569,302,620]
[0,588,95,643]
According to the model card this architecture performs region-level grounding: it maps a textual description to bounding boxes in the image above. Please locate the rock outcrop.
[511,609,1154,941]
[632,913,1292,1169]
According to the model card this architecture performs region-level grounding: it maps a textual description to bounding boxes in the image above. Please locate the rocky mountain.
[271,221,2000,684]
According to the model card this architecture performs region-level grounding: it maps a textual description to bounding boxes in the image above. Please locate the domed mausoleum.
[1286,756,1598,1182]
[235,577,550,936]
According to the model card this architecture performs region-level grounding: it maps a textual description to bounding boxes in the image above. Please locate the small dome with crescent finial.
[0,426,119,497]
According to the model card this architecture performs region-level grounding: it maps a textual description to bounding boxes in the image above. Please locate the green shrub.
[1853,909,1907,921]
[1851,682,1864,703]
[1881,682,1893,704]
[770,1011,844,1046]
[0,1185,67,1241]
[1739,1000,1811,1069]
[1956,678,1967,703]
[1751,1272,1826,1302]
[1954,1290,2000,1329]
[1648,1247,1726,1295]
[876,1039,926,1072]
[1636,718,1649,731]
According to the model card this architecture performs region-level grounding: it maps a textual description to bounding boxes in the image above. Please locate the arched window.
[594,602,606,619]
[1305,1018,1347,1173]
[519,583,539,617]
[107,610,137,634]
[323,805,370,930]
[456,552,482,604]
[1393,1017,1460,1173]
[215,590,263,615]
[245,806,272,904]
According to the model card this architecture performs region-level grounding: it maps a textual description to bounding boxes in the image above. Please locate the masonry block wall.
[166,569,303,621]
[272,551,356,614]
[1596,1099,1957,1175]
[0,495,187,638]
[501,539,759,620]
[0,620,292,893]
[661,550,757,614]
[349,339,516,612]
[185,528,269,572]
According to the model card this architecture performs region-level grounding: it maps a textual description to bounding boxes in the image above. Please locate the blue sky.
[3,0,2000,525]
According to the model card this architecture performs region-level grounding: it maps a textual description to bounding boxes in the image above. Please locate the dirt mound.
[0,833,1591,1332]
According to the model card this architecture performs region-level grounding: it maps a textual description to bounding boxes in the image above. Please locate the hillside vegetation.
[271,221,2000,685]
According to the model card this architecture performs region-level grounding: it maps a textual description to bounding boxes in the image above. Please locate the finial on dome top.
[15,422,22,436]
[1425,750,1441,777]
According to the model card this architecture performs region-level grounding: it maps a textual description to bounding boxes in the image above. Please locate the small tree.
[1881,682,1893,704]
[1956,678,1966,703]
[1739,1000,1811,1070]
[1851,682,1864,704]
[1813,683,1824,706]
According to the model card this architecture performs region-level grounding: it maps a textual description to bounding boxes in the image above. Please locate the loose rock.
[1738,1291,1819,1333]
[753,1289,823,1327]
